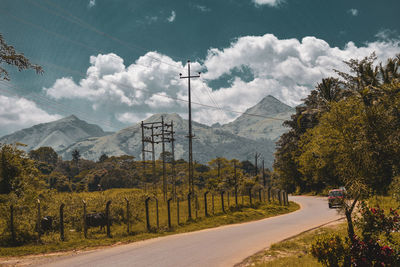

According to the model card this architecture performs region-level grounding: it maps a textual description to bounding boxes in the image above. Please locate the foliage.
[311,234,350,267]
[274,54,400,194]
[311,202,400,266]
[0,33,43,81]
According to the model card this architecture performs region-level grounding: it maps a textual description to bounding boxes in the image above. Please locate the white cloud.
[348,8,358,16]
[0,95,61,135]
[167,11,176,22]
[252,0,284,7]
[44,34,400,127]
[116,112,151,124]
[375,29,399,41]
[194,5,211,12]
[88,0,95,8]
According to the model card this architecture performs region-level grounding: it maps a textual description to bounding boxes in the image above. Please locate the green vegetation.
[0,188,298,257]
[241,197,400,267]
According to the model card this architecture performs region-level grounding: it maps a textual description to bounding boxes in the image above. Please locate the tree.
[0,33,43,81]
[0,144,41,195]
[29,147,58,166]
[71,149,80,165]
[98,153,109,163]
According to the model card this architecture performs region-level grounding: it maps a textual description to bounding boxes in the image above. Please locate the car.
[328,189,345,208]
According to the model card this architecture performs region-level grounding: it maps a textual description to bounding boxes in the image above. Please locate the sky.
[1,0,400,136]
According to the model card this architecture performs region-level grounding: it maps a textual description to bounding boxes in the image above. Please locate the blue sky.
[1,0,400,135]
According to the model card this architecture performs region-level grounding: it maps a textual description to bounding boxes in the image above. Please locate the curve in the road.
[39,196,342,267]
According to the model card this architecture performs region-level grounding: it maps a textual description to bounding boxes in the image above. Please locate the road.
[39,196,342,267]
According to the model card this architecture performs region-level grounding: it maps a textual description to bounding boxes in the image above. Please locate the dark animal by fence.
[40,216,53,233]
[85,212,108,230]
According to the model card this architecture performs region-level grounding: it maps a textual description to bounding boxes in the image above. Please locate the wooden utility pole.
[180,60,200,195]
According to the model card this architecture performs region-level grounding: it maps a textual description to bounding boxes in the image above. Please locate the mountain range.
[0,96,294,167]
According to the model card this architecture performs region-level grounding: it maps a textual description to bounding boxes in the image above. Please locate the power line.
[27,0,186,70]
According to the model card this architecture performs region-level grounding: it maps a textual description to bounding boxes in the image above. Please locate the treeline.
[274,53,400,195]
[0,144,272,196]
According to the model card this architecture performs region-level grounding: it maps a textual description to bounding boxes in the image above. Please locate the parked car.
[328,189,345,208]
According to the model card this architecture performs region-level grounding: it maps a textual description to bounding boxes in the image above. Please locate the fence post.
[106,200,112,238]
[212,194,215,214]
[286,191,289,205]
[278,190,282,206]
[177,198,180,225]
[167,198,172,229]
[10,205,15,244]
[248,188,252,206]
[155,197,159,229]
[268,187,271,202]
[125,198,130,234]
[220,191,225,213]
[195,195,199,219]
[37,199,41,240]
[187,192,192,220]
[204,191,209,217]
[145,197,151,231]
[83,200,87,238]
[60,203,65,241]
[235,186,238,208]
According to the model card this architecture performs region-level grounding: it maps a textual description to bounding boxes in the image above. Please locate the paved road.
[39,196,342,267]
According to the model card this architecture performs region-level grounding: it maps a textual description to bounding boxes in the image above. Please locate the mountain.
[219,95,294,141]
[0,115,108,152]
[58,113,276,166]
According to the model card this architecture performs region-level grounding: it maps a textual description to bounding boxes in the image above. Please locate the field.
[0,188,298,257]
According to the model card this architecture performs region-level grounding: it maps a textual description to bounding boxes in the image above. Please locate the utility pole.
[161,116,166,201]
[180,60,200,195]
[170,121,176,200]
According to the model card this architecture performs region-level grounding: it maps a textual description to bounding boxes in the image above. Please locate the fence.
[1,187,289,245]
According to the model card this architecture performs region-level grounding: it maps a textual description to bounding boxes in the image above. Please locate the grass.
[0,188,299,257]
[240,195,400,267]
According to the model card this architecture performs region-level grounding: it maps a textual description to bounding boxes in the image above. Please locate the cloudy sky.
[1,0,400,136]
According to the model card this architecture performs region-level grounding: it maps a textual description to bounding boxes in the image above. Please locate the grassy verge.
[240,195,400,267]
[239,222,346,267]
[0,201,299,258]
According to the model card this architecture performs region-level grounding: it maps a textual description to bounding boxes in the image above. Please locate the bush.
[311,202,400,266]
[311,234,350,266]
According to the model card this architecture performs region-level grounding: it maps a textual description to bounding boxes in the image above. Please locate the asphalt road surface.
[39,196,342,267]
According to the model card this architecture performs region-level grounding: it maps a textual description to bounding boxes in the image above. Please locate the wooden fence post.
[60,203,65,241]
[235,186,238,208]
[155,197,159,229]
[177,198,180,225]
[37,199,41,240]
[248,188,252,206]
[167,198,172,229]
[195,195,199,219]
[125,198,130,234]
[83,200,87,238]
[204,191,208,217]
[145,197,151,231]
[187,192,192,220]
[212,194,215,214]
[106,200,112,238]
[278,190,282,206]
[10,205,15,244]
[220,191,225,213]
[268,187,271,202]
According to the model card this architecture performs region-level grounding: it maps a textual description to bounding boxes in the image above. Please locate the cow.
[40,216,53,233]
[85,212,109,231]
